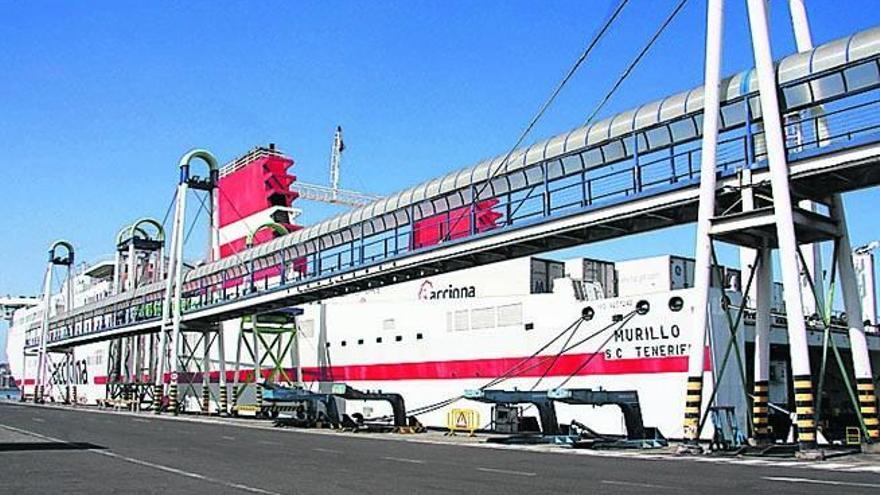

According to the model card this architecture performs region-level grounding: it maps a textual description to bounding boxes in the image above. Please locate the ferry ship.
[5,143,879,443]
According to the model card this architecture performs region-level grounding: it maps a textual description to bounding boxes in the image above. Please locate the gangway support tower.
[684,0,879,453]
[231,308,303,417]
[154,150,228,416]
[33,240,75,404]
[107,219,165,409]
[173,323,226,415]
[787,0,879,446]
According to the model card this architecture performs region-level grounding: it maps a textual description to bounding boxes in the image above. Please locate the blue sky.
[1,1,879,360]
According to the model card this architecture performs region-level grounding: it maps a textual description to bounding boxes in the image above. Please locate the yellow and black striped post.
[255,383,264,409]
[169,383,178,415]
[752,380,770,440]
[857,378,879,442]
[153,384,163,414]
[202,385,211,415]
[683,376,703,441]
[793,374,817,447]
[219,386,229,416]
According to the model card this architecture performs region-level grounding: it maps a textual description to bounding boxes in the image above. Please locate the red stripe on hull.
[91,349,712,384]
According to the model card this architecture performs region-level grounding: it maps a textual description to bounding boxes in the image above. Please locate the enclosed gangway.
[28,27,880,356]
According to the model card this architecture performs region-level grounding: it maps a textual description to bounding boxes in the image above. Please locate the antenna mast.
[291,126,380,208]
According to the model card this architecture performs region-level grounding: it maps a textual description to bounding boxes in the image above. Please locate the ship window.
[524,322,534,331]
[357,339,364,345]
[452,310,469,332]
[376,337,383,343]
[497,304,523,327]
[416,333,423,340]
[471,307,495,330]
[395,335,403,342]
[341,341,347,347]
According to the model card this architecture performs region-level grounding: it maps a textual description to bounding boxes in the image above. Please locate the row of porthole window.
[327,333,425,348]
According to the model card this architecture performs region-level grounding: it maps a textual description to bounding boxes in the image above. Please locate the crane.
[291,126,381,208]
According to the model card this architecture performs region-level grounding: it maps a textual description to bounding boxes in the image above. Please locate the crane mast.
[291,126,380,208]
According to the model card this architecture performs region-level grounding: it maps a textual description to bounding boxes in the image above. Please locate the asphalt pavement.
[1,401,879,494]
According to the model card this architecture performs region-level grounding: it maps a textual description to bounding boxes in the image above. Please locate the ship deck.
[2,400,879,494]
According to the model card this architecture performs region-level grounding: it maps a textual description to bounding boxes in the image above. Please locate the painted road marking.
[476,467,537,477]
[312,447,342,454]
[221,436,236,441]
[843,466,880,473]
[382,456,425,464]
[32,418,44,423]
[763,476,880,489]
[602,480,670,489]
[0,423,283,495]
[132,418,151,424]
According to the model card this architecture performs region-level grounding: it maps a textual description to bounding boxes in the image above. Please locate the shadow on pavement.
[0,442,106,452]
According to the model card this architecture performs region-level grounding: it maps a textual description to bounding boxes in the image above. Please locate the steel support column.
[682,0,724,446]
[746,0,816,450]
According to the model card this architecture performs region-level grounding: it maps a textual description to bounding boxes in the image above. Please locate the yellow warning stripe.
[857,383,876,391]
[687,382,702,391]
[795,393,813,402]
[865,417,880,426]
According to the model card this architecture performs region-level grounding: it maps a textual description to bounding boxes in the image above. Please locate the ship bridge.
[31,26,880,352]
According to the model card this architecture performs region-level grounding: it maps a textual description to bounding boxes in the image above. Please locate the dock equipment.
[548,388,648,441]
[330,383,410,431]
[464,388,665,448]
[465,389,559,437]
[263,382,419,432]
[261,383,340,425]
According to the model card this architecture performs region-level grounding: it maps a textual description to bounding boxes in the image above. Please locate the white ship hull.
[6,255,877,441]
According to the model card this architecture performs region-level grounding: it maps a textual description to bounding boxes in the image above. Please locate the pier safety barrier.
[445,408,480,436]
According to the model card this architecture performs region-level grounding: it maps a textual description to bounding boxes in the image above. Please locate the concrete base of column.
[862,442,880,454]
[795,447,825,460]
[675,442,704,455]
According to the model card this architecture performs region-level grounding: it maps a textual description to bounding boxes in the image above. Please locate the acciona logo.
[418,280,476,300]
